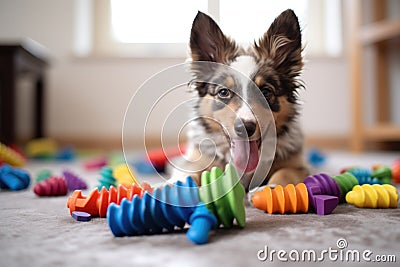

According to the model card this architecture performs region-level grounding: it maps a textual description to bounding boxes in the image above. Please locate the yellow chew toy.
[113,163,139,186]
[26,138,58,157]
[346,184,398,208]
[0,143,26,167]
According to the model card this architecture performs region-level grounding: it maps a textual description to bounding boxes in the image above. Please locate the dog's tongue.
[231,139,259,172]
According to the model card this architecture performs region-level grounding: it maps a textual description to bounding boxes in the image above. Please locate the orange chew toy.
[252,183,309,214]
[67,183,151,217]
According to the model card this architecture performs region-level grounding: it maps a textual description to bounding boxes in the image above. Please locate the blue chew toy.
[187,204,218,244]
[107,164,245,245]
[307,148,326,168]
[0,164,31,190]
[107,177,218,244]
[346,168,381,185]
[55,146,76,160]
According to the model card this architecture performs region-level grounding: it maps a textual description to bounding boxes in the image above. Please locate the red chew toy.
[146,145,186,170]
[392,160,400,183]
[33,176,68,196]
[83,157,107,170]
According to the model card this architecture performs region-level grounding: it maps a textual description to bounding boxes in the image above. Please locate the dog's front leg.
[267,167,309,187]
[166,145,216,186]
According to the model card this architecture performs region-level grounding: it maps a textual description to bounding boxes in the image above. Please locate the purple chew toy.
[304,173,341,197]
[313,195,339,215]
[63,170,87,191]
[304,173,340,215]
[72,211,91,222]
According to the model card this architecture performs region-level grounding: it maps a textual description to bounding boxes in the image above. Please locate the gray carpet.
[0,151,399,267]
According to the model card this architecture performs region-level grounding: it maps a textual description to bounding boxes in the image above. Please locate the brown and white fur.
[169,9,309,190]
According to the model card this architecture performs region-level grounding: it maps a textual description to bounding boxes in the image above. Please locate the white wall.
[300,57,349,135]
[0,0,351,146]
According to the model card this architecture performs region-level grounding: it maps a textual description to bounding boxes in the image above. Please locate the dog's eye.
[217,88,231,99]
[261,87,273,99]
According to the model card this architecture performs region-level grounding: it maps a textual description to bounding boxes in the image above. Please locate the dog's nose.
[234,119,256,138]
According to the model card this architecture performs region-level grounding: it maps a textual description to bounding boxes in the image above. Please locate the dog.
[168,9,309,190]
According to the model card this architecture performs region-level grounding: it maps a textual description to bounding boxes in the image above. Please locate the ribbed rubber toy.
[251,183,309,214]
[36,169,52,183]
[106,164,245,244]
[304,173,341,197]
[346,184,398,208]
[63,170,88,191]
[98,167,117,189]
[113,164,139,186]
[0,164,30,190]
[107,177,200,236]
[199,164,246,228]
[347,168,381,185]
[303,173,340,215]
[0,143,26,167]
[392,161,400,183]
[34,176,68,196]
[371,166,392,184]
[67,184,146,217]
[333,173,359,202]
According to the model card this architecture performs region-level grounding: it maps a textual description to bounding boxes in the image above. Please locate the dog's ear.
[255,9,302,73]
[190,11,238,63]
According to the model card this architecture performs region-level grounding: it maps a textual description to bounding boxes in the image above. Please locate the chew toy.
[55,146,76,160]
[251,172,362,215]
[307,148,326,167]
[392,160,400,183]
[346,168,381,185]
[341,164,394,185]
[199,164,246,228]
[346,184,398,208]
[106,164,245,244]
[33,176,68,196]
[0,143,26,167]
[251,183,309,214]
[332,173,359,202]
[97,167,117,189]
[303,173,340,215]
[26,138,58,158]
[187,204,218,244]
[146,145,186,171]
[113,163,139,186]
[36,169,52,182]
[0,164,30,190]
[67,183,148,217]
[304,173,341,198]
[108,177,200,234]
[371,166,392,184]
[63,170,88,191]
[83,157,107,170]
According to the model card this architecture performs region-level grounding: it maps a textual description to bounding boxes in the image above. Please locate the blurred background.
[0,0,399,152]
